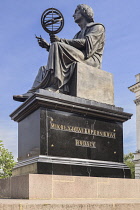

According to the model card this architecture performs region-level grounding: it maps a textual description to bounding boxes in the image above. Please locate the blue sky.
[0,0,140,160]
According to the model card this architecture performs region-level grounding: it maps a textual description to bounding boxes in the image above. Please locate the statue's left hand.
[50,34,61,43]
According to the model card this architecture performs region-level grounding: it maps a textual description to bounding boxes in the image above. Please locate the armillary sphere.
[41,8,64,34]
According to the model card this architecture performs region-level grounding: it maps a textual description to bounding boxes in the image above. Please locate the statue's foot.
[13,92,33,102]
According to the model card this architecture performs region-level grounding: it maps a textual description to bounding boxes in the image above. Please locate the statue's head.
[76,4,94,23]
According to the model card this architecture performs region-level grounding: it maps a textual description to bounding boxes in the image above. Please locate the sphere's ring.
[41,8,64,34]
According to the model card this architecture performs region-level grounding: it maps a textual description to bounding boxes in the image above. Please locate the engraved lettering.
[86,141,90,147]
[75,139,79,146]
[75,139,96,148]
[97,130,100,136]
[50,121,116,139]
[50,122,55,128]
[80,140,84,146]
[67,126,71,131]
[91,129,94,135]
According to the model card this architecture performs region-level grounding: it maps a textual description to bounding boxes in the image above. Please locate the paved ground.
[0,199,140,210]
[0,198,140,204]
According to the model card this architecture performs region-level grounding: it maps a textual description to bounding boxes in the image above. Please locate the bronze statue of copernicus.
[13,4,105,102]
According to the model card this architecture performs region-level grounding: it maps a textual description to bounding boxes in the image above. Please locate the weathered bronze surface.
[41,8,64,34]
[13,4,105,101]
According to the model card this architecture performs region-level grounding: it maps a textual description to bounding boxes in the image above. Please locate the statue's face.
[73,7,83,23]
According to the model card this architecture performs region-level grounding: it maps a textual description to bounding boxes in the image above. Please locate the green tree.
[124,152,135,179]
[0,140,16,178]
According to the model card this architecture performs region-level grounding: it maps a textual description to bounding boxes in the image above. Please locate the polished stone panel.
[47,110,123,162]
[17,107,123,162]
[10,90,132,178]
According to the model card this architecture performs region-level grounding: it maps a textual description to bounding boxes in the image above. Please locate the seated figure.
[13,4,105,102]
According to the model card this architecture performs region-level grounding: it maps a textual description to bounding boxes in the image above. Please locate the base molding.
[12,155,130,178]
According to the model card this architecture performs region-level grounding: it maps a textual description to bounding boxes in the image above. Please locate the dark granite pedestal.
[10,89,132,178]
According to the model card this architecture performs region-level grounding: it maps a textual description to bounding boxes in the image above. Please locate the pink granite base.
[0,174,140,199]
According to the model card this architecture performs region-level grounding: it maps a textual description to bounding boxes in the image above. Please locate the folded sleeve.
[60,38,86,50]
[85,24,105,59]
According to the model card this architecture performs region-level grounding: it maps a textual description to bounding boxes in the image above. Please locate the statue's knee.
[39,66,44,72]
[38,66,47,73]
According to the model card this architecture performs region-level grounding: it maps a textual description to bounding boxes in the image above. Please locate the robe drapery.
[31,22,105,92]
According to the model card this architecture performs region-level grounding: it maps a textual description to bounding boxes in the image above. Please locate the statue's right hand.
[38,37,49,49]
[35,35,50,51]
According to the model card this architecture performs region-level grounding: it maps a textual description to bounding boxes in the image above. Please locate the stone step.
[0,199,140,210]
